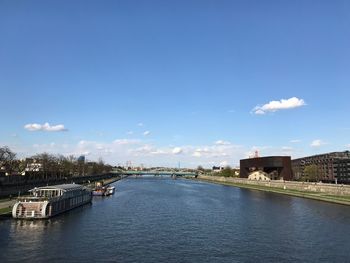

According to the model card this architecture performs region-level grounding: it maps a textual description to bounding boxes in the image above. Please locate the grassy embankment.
[196,177,350,206]
[0,207,12,215]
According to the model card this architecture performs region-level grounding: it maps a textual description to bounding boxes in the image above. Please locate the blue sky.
[1,0,349,168]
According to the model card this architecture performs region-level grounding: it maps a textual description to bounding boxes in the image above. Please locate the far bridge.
[111,170,197,177]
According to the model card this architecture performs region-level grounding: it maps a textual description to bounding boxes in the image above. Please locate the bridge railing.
[111,170,197,176]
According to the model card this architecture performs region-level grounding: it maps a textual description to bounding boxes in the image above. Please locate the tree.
[58,155,73,178]
[220,166,233,177]
[32,153,58,179]
[0,146,17,173]
[197,165,204,171]
[303,164,319,182]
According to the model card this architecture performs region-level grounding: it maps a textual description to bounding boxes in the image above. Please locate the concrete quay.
[196,175,350,205]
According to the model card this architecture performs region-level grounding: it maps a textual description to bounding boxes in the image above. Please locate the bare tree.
[0,146,17,173]
[32,153,58,180]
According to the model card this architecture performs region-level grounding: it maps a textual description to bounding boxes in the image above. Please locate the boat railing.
[23,210,42,218]
[16,196,63,202]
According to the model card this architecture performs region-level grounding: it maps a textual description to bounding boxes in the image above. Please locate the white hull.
[105,186,115,196]
[12,184,92,219]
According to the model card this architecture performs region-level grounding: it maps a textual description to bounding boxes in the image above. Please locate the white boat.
[105,186,115,196]
[12,184,92,219]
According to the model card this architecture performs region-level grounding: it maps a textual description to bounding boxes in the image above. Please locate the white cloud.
[310,139,325,147]
[138,122,143,127]
[150,149,167,155]
[220,160,229,167]
[194,148,210,154]
[127,131,134,135]
[24,122,67,132]
[30,142,66,154]
[215,140,231,145]
[255,109,266,115]
[290,139,301,143]
[281,146,293,152]
[25,123,42,131]
[245,146,273,158]
[172,147,183,154]
[113,139,140,145]
[143,131,151,136]
[131,145,154,156]
[13,137,245,168]
[192,151,202,157]
[96,144,104,150]
[190,144,241,161]
[253,97,306,115]
[78,140,88,146]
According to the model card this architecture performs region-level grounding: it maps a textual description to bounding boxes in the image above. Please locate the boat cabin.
[29,184,85,199]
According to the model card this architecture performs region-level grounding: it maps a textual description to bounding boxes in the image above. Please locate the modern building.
[334,158,350,184]
[77,155,85,163]
[24,158,43,172]
[212,166,224,172]
[240,156,293,181]
[292,151,350,183]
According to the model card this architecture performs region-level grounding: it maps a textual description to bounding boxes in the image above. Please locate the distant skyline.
[1,1,349,168]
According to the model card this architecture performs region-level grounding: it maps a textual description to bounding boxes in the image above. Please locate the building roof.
[241,156,291,161]
[32,184,84,191]
[292,151,350,161]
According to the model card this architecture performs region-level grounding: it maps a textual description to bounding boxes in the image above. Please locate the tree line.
[0,146,112,178]
[298,164,321,182]
[197,165,239,177]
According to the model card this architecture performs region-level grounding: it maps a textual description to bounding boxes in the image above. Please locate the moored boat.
[92,181,107,196]
[92,187,106,196]
[105,186,115,196]
[12,184,92,219]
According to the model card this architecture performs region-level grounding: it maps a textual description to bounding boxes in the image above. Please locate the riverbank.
[0,173,121,198]
[85,175,123,190]
[0,175,124,217]
[195,175,350,206]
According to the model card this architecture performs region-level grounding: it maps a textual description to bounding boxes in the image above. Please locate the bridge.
[111,170,198,177]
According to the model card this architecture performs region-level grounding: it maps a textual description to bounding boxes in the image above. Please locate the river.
[0,177,349,262]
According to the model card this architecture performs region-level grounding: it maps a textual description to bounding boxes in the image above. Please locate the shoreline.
[194,177,350,206]
[0,175,124,218]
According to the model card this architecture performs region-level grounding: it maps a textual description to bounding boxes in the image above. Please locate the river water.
[0,177,349,262]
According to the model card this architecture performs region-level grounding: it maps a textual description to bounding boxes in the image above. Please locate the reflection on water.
[13,219,53,233]
[0,178,350,263]
[11,220,56,247]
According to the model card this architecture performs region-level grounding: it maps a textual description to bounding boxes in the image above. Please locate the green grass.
[197,179,350,206]
[0,207,12,215]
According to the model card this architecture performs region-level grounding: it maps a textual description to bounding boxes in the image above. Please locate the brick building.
[240,156,293,181]
[292,151,350,183]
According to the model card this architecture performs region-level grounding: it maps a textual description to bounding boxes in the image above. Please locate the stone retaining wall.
[198,175,350,196]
